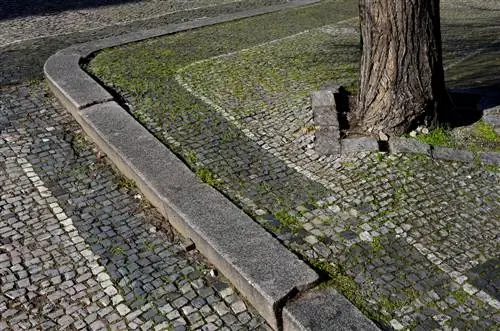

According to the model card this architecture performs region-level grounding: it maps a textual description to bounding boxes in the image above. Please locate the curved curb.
[44,1,379,330]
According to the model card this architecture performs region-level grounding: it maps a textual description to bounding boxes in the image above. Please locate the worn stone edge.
[42,1,383,330]
[282,288,380,331]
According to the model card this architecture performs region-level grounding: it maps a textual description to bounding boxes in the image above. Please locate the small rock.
[378,131,389,141]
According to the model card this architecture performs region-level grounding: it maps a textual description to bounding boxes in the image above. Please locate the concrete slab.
[78,101,319,329]
[283,288,380,331]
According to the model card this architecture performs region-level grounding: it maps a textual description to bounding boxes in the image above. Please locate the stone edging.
[312,89,500,166]
[43,1,380,330]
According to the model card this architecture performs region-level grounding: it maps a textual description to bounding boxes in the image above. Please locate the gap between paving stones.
[44,1,379,330]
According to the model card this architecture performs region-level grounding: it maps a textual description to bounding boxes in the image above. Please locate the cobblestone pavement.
[0,0,290,85]
[0,82,270,330]
[88,0,500,329]
[0,1,291,330]
[1,0,236,45]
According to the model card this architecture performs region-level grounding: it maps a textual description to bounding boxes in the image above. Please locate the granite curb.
[44,1,379,330]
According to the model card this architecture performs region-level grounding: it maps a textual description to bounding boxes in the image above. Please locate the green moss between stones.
[473,120,499,143]
[415,127,455,147]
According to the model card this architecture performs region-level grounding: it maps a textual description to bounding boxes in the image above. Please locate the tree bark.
[354,0,449,136]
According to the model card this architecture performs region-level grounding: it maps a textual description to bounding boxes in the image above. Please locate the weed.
[453,288,468,305]
[416,127,454,147]
[185,150,198,166]
[473,120,499,142]
[196,167,219,186]
[116,175,136,190]
[371,236,383,253]
[110,245,124,255]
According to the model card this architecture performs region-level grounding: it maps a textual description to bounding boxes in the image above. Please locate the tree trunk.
[354,0,449,136]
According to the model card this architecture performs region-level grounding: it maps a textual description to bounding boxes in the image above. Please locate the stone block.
[283,288,379,331]
[312,90,339,126]
[431,146,474,163]
[341,137,379,155]
[311,90,336,108]
[479,152,500,166]
[315,126,340,156]
[389,137,431,155]
[482,106,500,135]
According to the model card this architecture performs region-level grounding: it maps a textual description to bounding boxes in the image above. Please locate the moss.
[116,175,136,190]
[371,236,383,253]
[110,245,124,255]
[195,167,219,186]
[308,260,388,323]
[413,120,499,153]
[473,120,499,142]
[185,150,198,166]
[274,210,301,233]
[415,127,455,147]
[453,288,469,305]
[483,164,500,173]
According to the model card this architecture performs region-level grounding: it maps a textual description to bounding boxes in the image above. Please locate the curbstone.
[44,52,113,112]
[479,151,500,166]
[341,137,379,155]
[389,137,431,155]
[431,146,474,163]
[283,288,380,331]
[312,89,341,156]
[76,101,319,330]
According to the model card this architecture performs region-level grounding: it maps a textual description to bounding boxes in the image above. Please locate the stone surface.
[283,288,380,331]
[83,2,500,329]
[482,105,500,134]
[0,0,300,84]
[0,1,318,330]
[312,90,341,156]
[315,126,341,156]
[341,137,379,155]
[4,0,499,330]
[389,137,431,155]
[44,52,113,111]
[431,146,474,163]
[479,151,500,166]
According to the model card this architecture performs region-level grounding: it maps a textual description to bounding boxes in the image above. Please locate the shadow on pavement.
[0,0,140,20]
